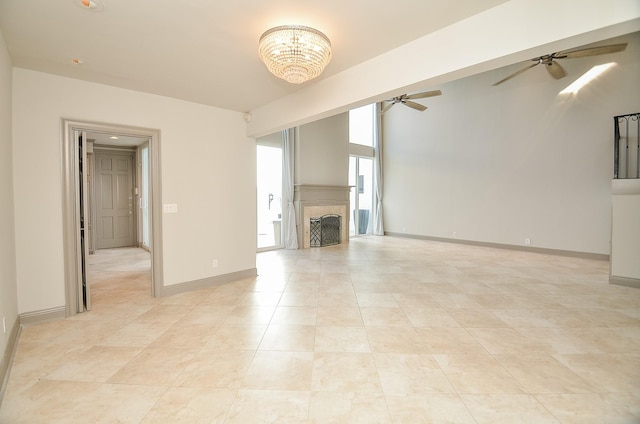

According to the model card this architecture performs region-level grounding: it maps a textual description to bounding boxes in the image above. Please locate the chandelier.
[258,25,332,84]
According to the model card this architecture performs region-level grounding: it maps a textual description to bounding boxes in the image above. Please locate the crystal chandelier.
[258,25,332,84]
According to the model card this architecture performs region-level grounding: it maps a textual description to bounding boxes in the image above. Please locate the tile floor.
[1,237,639,423]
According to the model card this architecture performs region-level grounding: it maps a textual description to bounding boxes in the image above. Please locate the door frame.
[61,119,164,316]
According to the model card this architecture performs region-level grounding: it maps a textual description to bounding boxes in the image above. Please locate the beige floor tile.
[200,290,246,306]
[392,293,440,308]
[434,353,527,394]
[308,391,391,423]
[108,347,197,386]
[356,293,399,307]
[403,307,461,327]
[3,240,640,424]
[177,305,235,325]
[278,292,319,307]
[243,351,313,390]
[366,325,425,353]
[239,291,283,306]
[99,321,173,347]
[375,353,454,394]
[314,325,370,352]
[461,394,561,423]
[0,379,102,423]
[467,327,553,354]
[205,323,267,351]
[47,345,142,382]
[385,393,476,423]
[134,304,195,323]
[271,306,317,325]
[72,383,167,424]
[140,387,237,424]
[318,292,359,307]
[225,389,310,424]
[495,354,597,394]
[225,306,275,324]
[150,322,218,349]
[259,324,316,351]
[160,288,213,305]
[446,307,511,328]
[553,353,640,393]
[312,352,381,392]
[316,306,363,326]
[360,307,411,327]
[176,350,255,388]
[536,393,640,424]
[415,327,489,354]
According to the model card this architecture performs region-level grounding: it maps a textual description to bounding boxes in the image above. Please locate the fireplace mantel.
[294,185,350,248]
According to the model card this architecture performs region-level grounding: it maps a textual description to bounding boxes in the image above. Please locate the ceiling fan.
[493,42,627,86]
[381,90,442,114]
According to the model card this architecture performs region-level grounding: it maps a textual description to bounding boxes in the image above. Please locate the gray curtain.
[373,103,384,235]
[282,128,299,249]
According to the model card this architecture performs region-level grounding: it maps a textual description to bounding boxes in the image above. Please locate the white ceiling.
[0,0,509,113]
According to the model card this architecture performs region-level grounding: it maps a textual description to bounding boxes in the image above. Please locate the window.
[349,103,376,236]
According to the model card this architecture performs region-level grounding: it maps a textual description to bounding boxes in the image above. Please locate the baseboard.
[384,232,610,261]
[609,275,640,289]
[162,268,258,297]
[0,317,21,407]
[19,306,66,326]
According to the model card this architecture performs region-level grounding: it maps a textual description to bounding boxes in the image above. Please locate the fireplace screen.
[310,214,341,247]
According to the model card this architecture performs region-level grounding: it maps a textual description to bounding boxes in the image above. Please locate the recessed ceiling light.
[109,136,119,140]
[75,0,104,11]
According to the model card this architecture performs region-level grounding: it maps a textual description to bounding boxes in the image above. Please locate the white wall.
[12,69,256,314]
[297,113,349,186]
[383,32,640,255]
[0,26,18,369]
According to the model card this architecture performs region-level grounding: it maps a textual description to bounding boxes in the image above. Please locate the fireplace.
[294,185,350,249]
[310,214,342,247]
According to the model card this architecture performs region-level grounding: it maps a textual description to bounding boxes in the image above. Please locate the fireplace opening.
[310,214,341,247]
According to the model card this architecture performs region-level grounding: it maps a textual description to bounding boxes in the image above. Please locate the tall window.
[349,104,376,236]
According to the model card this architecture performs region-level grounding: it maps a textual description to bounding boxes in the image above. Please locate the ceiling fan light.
[258,25,332,84]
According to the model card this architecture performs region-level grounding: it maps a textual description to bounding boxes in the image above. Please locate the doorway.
[61,120,164,316]
[256,139,284,250]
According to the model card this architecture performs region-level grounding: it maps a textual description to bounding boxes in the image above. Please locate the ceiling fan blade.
[405,90,442,100]
[557,43,627,59]
[380,102,396,114]
[402,100,427,112]
[493,61,540,86]
[545,60,566,79]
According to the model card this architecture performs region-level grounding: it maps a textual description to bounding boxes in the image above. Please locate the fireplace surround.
[294,185,350,248]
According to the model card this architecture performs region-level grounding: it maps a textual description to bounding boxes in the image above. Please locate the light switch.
[163,203,178,213]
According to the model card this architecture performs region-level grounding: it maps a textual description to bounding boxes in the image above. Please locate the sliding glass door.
[349,156,373,236]
[257,143,283,250]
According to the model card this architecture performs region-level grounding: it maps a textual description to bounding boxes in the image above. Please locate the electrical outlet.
[402,227,406,232]
[453,232,457,238]
[524,237,531,245]
[212,259,218,268]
